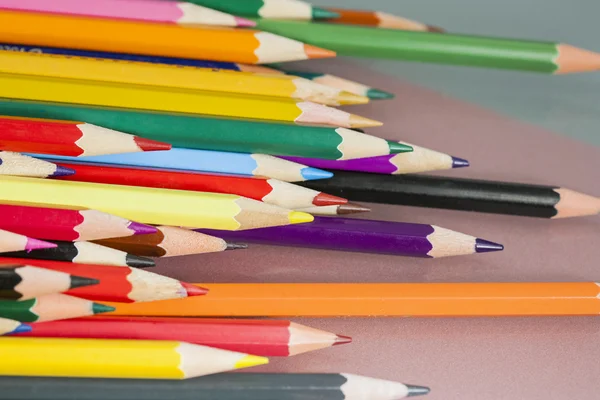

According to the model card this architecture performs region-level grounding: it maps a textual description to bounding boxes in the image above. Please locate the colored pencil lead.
[226,243,249,251]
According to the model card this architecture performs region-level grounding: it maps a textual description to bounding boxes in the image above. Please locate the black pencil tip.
[406,384,431,397]
[69,276,101,290]
[475,238,504,253]
[226,242,248,251]
[126,254,156,268]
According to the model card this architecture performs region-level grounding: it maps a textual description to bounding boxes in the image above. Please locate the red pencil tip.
[134,136,172,152]
[333,334,352,346]
[182,282,209,297]
[313,192,348,206]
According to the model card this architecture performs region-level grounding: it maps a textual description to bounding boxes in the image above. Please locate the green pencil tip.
[366,88,395,100]
[92,303,116,315]
[312,7,340,20]
[388,141,413,154]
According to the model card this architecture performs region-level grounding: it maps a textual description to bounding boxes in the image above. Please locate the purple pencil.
[283,142,469,174]
[196,217,503,258]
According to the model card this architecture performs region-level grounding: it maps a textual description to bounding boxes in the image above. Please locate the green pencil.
[0,99,411,160]
[185,0,338,20]
[254,19,600,74]
[0,294,114,322]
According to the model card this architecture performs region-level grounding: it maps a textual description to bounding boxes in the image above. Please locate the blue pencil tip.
[475,239,504,253]
[300,167,334,181]
[51,165,76,177]
[10,323,32,334]
[451,156,470,168]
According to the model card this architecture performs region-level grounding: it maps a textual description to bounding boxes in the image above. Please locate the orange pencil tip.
[134,137,172,152]
[183,283,209,297]
[304,44,336,59]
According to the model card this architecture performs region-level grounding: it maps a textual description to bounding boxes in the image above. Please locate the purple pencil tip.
[451,156,470,168]
[51,165,76,177]
[235,16,256,27]
[475,238,504,253]
[128,221,158,236]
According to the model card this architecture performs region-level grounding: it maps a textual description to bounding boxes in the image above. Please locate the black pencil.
[2,241,155,268]
[300,171,600,219]
[0,373,430,400]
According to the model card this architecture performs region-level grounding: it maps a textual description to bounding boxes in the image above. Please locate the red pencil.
[0,204,157,242]
[0,116,171,156]
[0,257,207,303]
[54,162,348,210]
[21,316,351,357]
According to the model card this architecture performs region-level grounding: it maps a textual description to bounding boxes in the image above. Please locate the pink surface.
[0,0,184,23]
[154,59,600,400]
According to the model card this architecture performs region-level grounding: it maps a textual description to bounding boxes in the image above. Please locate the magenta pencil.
[0,229,56,253]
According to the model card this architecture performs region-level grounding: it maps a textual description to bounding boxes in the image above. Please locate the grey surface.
[318,0,600,145]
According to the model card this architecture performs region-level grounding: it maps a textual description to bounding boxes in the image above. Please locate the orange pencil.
[326,8,443,32]
[107,282,600,317]
[0,9,335,64]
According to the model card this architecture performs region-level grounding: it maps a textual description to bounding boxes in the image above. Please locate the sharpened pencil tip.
[451,156,470,168]
[313,192,348,207]
[133,136,172,152]
[338,91,370,105]
[125,254,156,268]
[235,16,256,28]
[303,44,336,60]
[349,114,383,128]
[234,354,269,370]
[51,164,76,177]
[389,141,414,154]
[333,334,352,346]
[182,282,209,297]
[366,88,395,100]
[406,385,431,397]
[92,303,116,315]
[128,221,158,236]
[288,211,314,225]
[337,202,371,214]
[300,167,334,181]
[475,238,504,253]
[69,276,100,290]
[427,25,446,33]
[9,323,32,335]
[226,242,248,251]
[312,7,340,20]
[25,238,57,251]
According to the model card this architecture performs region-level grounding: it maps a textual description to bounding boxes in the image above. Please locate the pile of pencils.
[0,0,597,398]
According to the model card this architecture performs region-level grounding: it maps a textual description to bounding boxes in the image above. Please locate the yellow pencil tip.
[235,354,269,369]
[338,91,370,105]
[349,114,383,128]
[289,211,314,224]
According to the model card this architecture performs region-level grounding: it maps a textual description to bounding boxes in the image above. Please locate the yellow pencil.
[0,337,268,379]
[0,51,367,106]
[0,176,313,231]
[0,73,381,128]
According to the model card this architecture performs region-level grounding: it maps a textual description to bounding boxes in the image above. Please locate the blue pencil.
[31,149,333,182]
[0,43,279,74]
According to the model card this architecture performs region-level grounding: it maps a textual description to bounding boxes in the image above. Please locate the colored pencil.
[0,265,98,300]
[303,173,600,219]
[0,229,56,254]
[0,10,335,64]
[0,176,314,230]
[0,294,113,322]
[93,226,246,258]
[0,257,208,303]
[286,141,470,174]
[108,282,600,317]
[0,51,366,107]
[253,19,600,73]
[280,70,395,99]
[38,149,333,182]
[0,337,268,379]
[0,0,256,28]
[184,0,339,20]
[0,98,389,159]
[3,241,155,268]
[21,317,351,357]
[0,374,430,400]
[0,43,281,73]
[325,8,444,32]
[0,318,31,335]
[0,204,157,242]
[295,204,371,215]
[0,151,74,178]
[197,216,503,258]
[0,116,170,157]
[53,162,348,211]
[0,75,380,129]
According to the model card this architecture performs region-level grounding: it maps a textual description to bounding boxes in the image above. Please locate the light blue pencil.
[31,149,333,183]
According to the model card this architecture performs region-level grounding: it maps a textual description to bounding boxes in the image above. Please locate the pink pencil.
[0,0,255,28]
[0,229,56,253]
